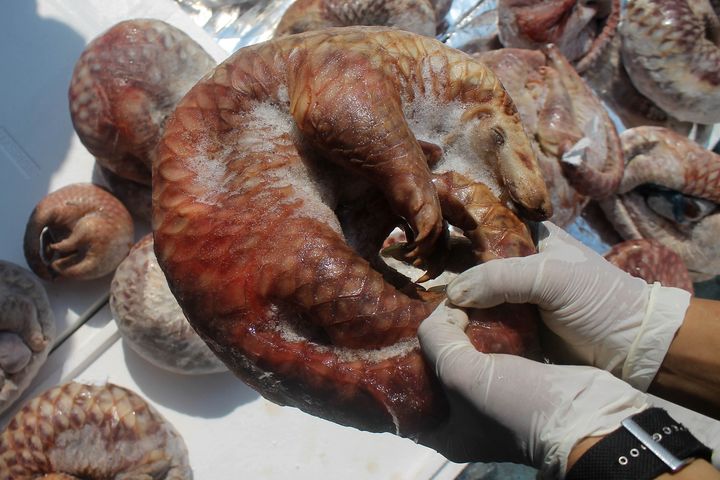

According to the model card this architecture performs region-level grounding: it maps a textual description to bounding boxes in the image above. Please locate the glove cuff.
[622,283,691,391]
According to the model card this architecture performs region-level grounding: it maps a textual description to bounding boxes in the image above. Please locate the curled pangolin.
[580,32,695,134]
[154,27,551,437]
[475,46,623,226]
[275,0,451,38]
[23,183,134,281]
[600,126,720,282]
[0,382,191,479]
[69,19,216,219]
[604,239,695,294]
[110,234,226,375]
[620,0,720,124]
[497,0,620,73]
[0,261,55,415]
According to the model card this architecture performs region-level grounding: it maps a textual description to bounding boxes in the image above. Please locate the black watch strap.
[566,408,712,480]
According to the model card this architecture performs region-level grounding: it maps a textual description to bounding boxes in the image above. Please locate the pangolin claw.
[23,183,134,281]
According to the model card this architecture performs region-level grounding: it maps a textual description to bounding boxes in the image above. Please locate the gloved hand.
[446,221,691,391]
[417,301,650,478]
[417,303,720,474]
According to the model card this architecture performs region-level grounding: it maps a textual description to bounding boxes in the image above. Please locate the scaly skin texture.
[0,382,191,479]
[110,234,226,375]
[98,165,153,223]
[154,27,550,436]
[497,0,619,73]
[604,239,694,293]
[23,183,134,281]
[275,0,437,37]
[600,127,720,282]
[69,19,216,218]
[476,46,623,226]
[0,262,54,415]
[582,34,694,133]
[620,0,720,124]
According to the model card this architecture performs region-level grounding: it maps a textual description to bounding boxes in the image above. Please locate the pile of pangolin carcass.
[2,0,719,476]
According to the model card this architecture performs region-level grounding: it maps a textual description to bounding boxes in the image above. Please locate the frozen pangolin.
[604,239,694,293]
[581,33,694,134]
[0,382,191,479]
[476,46,623,226]
[69,19,216,219]
[497,0,620,73]
[23,183,134,281]
[110,234,226,375]
[153,27,551,437]
[0,261,55,415]
[600,126,720,282]
[275,0,450,37]
[620,0,720,124]
[98,165,153,223]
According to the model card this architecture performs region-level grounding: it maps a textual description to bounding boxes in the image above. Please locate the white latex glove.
[417,301,650,478]
[447,221,691,391]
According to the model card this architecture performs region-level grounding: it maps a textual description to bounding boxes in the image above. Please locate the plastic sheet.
[175,0,294,51]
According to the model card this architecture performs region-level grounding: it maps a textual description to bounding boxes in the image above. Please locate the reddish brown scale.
[604,239,694,294]
[513,0,577,43]
[69,19,216,220]
[275,0,438,37]
[498,0,619,73]
[0,382,190,479]
[620,0,720,124]
[154,27,549,436]
[600,126,720,281]
[23,183,134,281]
[574,0,620,73]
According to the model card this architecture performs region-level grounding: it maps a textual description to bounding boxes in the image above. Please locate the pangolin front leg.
[288,41,444,265]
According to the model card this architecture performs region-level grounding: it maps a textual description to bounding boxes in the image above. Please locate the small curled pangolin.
[275,0,449,38]
[580,33,695,134]
[154,27,551,436]
[620,0,720,124]
[23,183,134,281]
[0,261,55,415]
[0,382,191,479]
[600,126,720,282]
[110,234,226,375]
[69,19,216,219]
[604,239,695,294]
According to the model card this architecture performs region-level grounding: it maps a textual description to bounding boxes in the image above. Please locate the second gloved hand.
[417,301,650,477]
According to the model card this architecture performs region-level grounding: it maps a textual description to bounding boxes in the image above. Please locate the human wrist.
[567,435,605,473]
[535,367,648,478]
[565,408,713,480]
[621,284,691,391]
